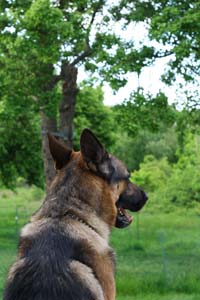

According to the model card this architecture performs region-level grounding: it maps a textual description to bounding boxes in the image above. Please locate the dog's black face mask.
[115,182,148,228]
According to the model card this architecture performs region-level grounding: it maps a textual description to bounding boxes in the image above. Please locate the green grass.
[0,186,44,298]
[0,187,200,300]
[112,213,200,299]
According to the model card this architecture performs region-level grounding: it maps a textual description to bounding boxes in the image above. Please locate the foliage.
[0,0,161,186]
[114,89,175,137]
[149,0,200,85]
[166,132,200,206]
[74,83,116,151]
[145,127,178,163]
[111,89,176,171]
[131,130,200,210]
[0,101,44,188]
[131,155,172,193]
[0,0,154,108]
[0,0,200,190]
[111,126,178,172]
[165,164,200,207]
[113,0,200,108]
[111,131,144,171]
[0,81,118,187]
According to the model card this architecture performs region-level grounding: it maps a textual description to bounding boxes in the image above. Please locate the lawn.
[0,187,200,300]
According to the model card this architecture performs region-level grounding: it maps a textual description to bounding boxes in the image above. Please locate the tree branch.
[45,74,62,90]
[71,49,92,66]
[154,50,174,58]
[71,2,102,66]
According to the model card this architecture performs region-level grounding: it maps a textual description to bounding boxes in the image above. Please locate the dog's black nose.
[141,189,148,201]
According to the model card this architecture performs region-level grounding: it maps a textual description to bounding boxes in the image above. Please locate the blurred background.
[0,1,200,299]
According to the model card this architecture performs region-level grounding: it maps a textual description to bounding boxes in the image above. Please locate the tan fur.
[7,259,25,283]
[61,218,110,253]
[69,261,104,300]
[65,220,115,300]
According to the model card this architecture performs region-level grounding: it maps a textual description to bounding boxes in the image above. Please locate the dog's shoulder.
[5,219,106,300]
[19,216,113,259]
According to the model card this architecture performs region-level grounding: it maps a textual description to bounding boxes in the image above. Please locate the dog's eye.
[117,183,120,189]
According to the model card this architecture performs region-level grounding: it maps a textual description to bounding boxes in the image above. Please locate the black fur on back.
[4,223,95,300]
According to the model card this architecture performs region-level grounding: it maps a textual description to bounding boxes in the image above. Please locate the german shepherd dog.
[4,129,148,300]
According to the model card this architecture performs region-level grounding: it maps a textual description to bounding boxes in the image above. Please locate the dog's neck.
[63,211,98,234]
[63,210,110,241]
[32,195,110,241]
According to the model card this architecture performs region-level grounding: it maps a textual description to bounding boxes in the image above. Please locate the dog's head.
[48,129,148,229]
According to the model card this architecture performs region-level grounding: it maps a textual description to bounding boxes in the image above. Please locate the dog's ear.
[80,129,108,164]
[48,134,72,169]
[80,129,114,179]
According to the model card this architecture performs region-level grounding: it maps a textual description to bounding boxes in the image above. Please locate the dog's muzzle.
[115,182,148,228]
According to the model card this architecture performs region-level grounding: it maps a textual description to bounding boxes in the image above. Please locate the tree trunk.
[41,63,78,189]
[59,63,78,148]
[41,111,57,189]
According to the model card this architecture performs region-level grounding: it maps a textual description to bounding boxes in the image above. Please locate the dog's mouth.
[115,184,148,228]
[116,207,133,228]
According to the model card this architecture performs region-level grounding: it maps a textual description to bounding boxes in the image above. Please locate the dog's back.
[4,218,106,300]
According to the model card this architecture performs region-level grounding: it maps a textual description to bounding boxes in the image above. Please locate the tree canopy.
[0,0,158,186]
[113,0,200,107]
[0,0,200,192]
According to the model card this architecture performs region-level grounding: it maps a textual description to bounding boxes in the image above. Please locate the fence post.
[136,212,140,240]
[158,231,167,288]
[15,205,19,235]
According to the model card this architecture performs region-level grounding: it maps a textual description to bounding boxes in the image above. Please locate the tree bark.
[41,111,57,189]
[40,63,78,189]
[59,63,78,148]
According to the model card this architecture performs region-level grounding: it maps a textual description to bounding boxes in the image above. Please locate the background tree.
[111,105,177,171]
[0,106,43,188]
[74,82,116,151]
[113,89,175,136]
[113,0,200,107]
[0,82,116,188]
[131,128,200,210]
[1,0,200,191]
[0,0,154,187]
